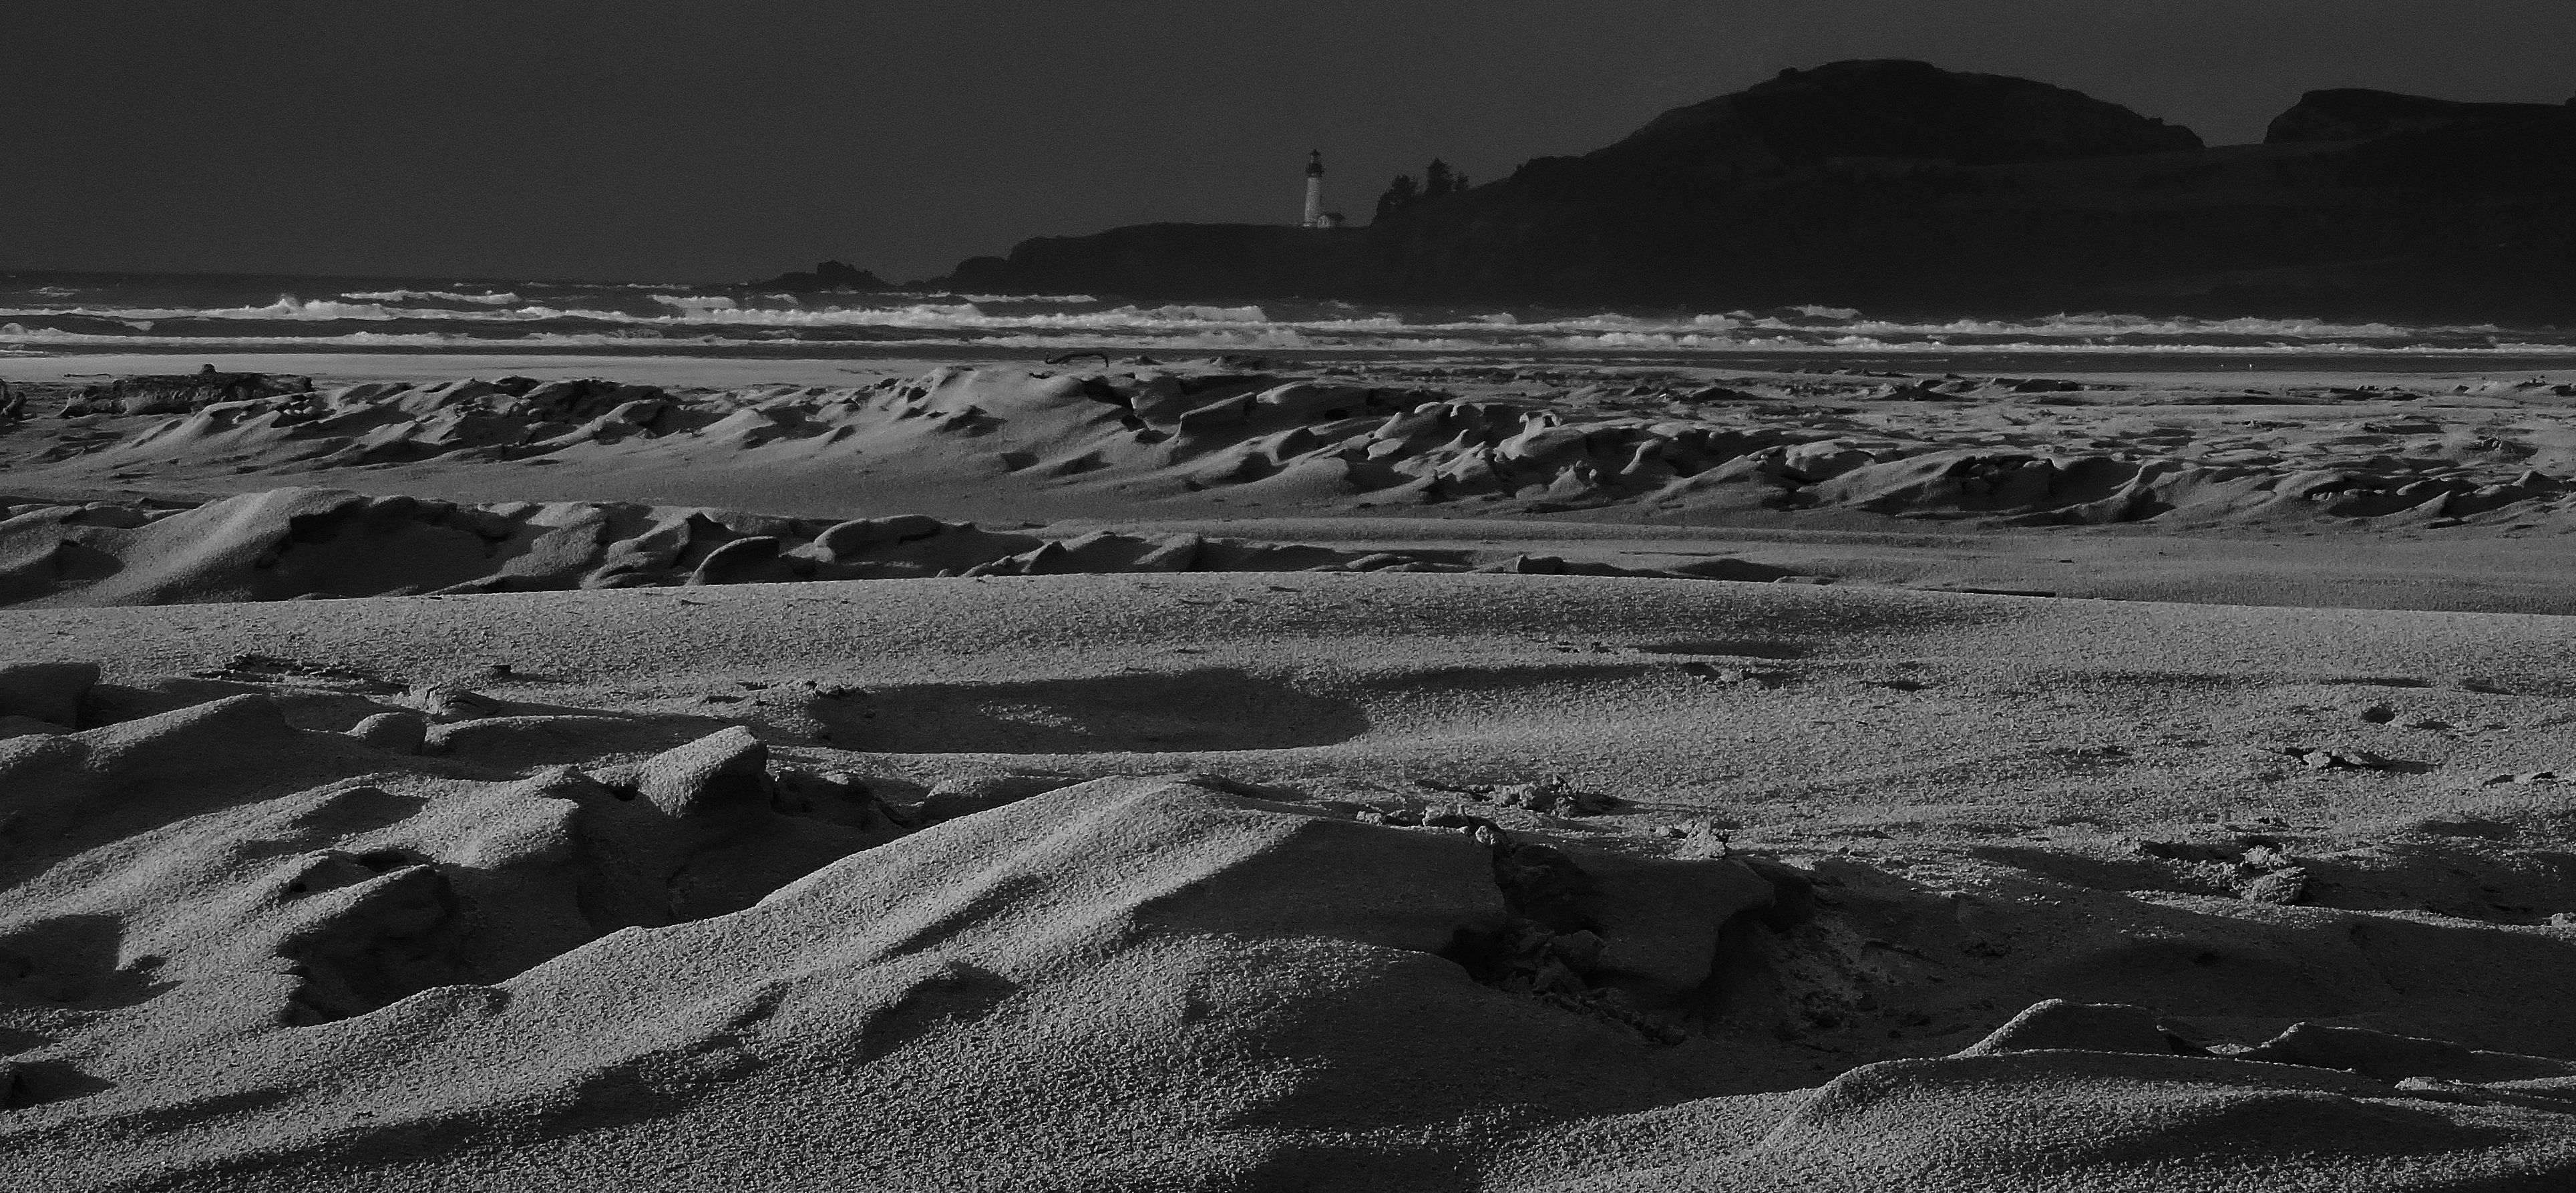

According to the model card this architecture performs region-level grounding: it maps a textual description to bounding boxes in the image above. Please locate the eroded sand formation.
[9,364,2574,530]
[0,486,1773,608]
[3,361,2576,1189]
[3,570,2576,1189]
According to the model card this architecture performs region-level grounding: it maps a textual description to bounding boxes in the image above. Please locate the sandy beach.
[6,351,2572,611]
[1,349,2573,1189]
[15,5,2576,1182]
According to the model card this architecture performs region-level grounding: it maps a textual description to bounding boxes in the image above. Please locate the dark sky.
[9,1,2571,283]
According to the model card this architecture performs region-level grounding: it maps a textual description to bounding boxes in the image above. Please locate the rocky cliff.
[2265,88,2571,144]
[929,61,2576,319]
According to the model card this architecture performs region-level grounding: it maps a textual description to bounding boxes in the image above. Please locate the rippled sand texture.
[7,359,2573,609]
[3,358,2576,1191]
[13,363,2576,522]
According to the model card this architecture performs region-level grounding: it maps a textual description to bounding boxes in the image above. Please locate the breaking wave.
[341,289,525,305]
[1,275,2570,357]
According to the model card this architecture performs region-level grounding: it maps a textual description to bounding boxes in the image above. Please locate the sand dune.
[0,486,1777,608]
[5,572,2576,1188]
[3,353,2575,1189]
[10,365,2573,532]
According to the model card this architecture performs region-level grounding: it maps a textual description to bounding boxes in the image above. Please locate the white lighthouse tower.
[1302,150,1343,228]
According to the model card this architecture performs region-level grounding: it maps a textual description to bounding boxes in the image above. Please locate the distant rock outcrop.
[2265,88,2569,144]
[1543,59,2202,183]
[928,59,2576,320]
[752,260,889,293]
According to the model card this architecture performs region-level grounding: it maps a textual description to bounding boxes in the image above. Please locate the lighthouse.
[1302,150,1344,228]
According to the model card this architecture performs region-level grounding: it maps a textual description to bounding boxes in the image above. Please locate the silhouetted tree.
[1423,159,1458,197]
[1374,174,1419,222]
[1378,160,1476,222]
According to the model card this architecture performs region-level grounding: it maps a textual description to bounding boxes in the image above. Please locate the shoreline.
[9,349,2576,391]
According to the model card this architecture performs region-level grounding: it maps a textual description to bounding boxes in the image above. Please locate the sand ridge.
[4,574,2576,1188]
[4,353,2576,1189]
[5,363,2571,532]
[9,358,2575,618]
[0,486,1781,609]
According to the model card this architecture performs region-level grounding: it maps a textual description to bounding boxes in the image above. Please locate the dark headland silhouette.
[759,259,890,293]
[795,60,2576,320]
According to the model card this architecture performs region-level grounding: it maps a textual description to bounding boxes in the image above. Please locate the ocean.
[3,271,2572,361]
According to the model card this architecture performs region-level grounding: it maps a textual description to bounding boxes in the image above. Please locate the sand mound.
[1653,1048,2576,1190]
[0,485,1769,607]
[0,669,1825,1188]
[6,580,2576,1190]
[11,365,2571,530]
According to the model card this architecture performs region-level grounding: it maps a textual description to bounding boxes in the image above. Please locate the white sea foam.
[0,293,2563,356]
[651,295,741,312]
[960,293,1100,305]
[0,297,411,321]
[7,320,2566,358]
[341,290,524,305]
[0,294,2466,343]
[0,325,703,349]
[880,291,1102,305]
